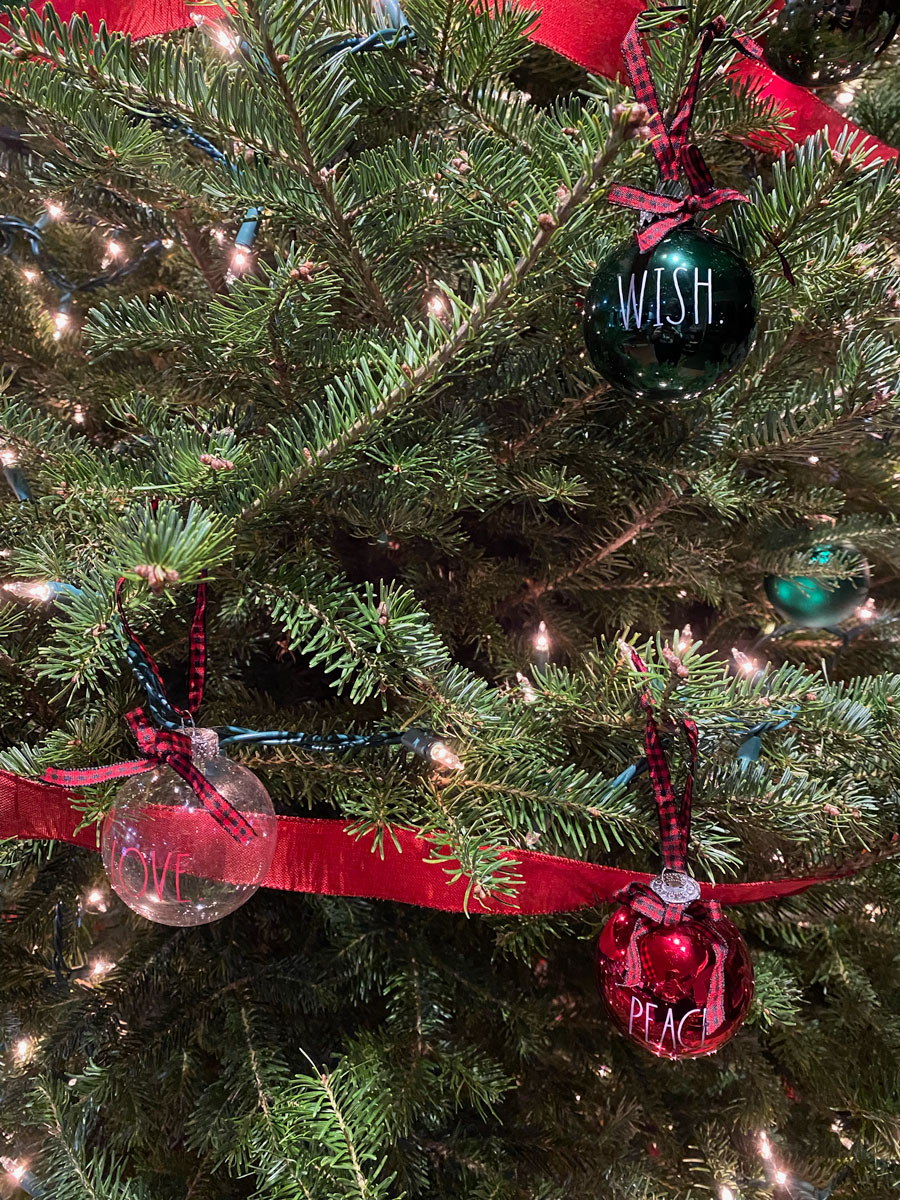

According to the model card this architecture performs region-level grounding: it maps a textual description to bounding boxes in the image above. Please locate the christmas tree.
[1,0,900,1196]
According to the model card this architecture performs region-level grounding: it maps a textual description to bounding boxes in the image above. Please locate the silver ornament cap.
[649,868,701,905]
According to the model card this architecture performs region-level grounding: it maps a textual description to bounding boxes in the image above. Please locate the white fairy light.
[856,598,877,621]
[2,581,53,603]
[836,88,855,106]
[807,454,820,464]
[91,958,114,977]
[427,292,448,317]
[0,446,18,466]
[45,201,64,220]
[106,238,125,260]
[213,228,226,244]
[534,621,550,655]
[732,648,759,676]
[720,1187,735,1200]
[84,886,109,913]
[230,246,252,272]
[21,267,38,282]
[775,1169,788,1186]
[212,24,240,52]
[72,404,86,425]
[428,740,464,772]
[758,1132,772,1160]
[53,309,70,333]
[1,1158,26,1183]
[162,237,175,249]
[13,1036,32,1063]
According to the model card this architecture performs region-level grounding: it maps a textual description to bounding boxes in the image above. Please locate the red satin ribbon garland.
[0,767,874,915]
[520,0,897,164]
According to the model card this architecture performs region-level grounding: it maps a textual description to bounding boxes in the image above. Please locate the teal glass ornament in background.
[582,227,758,400]
[765,0,900,88]
[764,543,870,628]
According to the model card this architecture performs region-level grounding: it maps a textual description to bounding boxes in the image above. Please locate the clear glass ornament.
[101,728,278,926]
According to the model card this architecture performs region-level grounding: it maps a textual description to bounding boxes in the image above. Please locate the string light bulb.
[84,886,109,913]
[212,24,240,52]
[13,1036,32,1063]
[720,1187,735,1200]
[775,1170,788,1186]
[21,267,37,282]
[427,292,448,318]
[45,201,64,220]
[91,958,114,977]
[758,1131,772,1160]
[230,246,252,272]
[732,648,759,677]
[400,729,464,772]
[534,621,550,655]
[1,580,53,603]
[807,454,820,464]
[856,598,877,621]
[516,671,538,704]
[72,404,86,425]
[105,238,125,259]
[0,446,19,466]
[1,1158,26,1184]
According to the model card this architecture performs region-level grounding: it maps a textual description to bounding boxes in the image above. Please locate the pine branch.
[525,486,680,600]
[238,124,626,522]
[248,2,397,329]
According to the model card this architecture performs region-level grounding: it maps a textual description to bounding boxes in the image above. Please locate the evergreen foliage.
[0,0,899,1196]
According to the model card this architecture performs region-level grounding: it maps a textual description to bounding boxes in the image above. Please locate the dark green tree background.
[1,1,899,1196]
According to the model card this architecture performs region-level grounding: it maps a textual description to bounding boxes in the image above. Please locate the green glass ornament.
[764,543,870,628]
[582,227,758,400]
[766,0,900,87]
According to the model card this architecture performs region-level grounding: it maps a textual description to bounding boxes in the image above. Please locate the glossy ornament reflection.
[583,227,757,399]
[596,905,754,1059]
[101,728,277,925]
[766,0,900,87]
[764,542,870,628]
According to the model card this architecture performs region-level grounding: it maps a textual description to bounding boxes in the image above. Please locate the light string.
[0,211,164,299]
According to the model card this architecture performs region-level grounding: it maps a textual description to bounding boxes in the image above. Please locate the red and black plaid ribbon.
[617,879,729,1032]
[618,646,728,1031]
[611,11,762,244]
[43,577,256,846]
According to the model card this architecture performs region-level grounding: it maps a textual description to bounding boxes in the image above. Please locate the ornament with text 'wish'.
[101,727,278,926]
[583,227,758,400]
[583,13,763,399]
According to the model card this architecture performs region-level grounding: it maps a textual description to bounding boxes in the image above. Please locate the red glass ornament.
[596,905,754,1059]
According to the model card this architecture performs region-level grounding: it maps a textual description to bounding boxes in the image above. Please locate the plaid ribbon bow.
[43,577,257,846]
[609,10,762,249]
[615,646,729,1032]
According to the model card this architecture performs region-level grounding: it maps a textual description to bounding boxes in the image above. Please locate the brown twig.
[238,126,626,524]
[524,487,679,602]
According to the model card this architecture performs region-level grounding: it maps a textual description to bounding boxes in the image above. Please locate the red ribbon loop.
[608,181,750,251]
[621,11,762,182]
[613,10,761,246]
[42,577,256,846]
[618,881,729,1031]
[618,649,730,1030]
